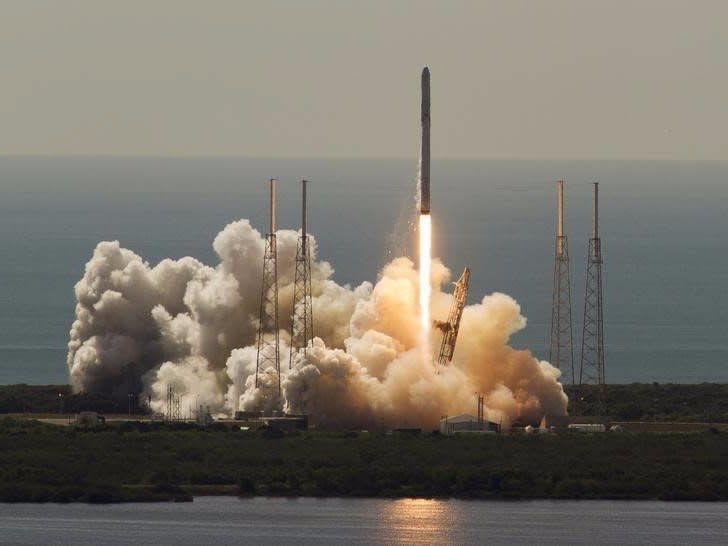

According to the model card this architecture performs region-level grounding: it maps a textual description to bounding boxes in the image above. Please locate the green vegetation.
[566,383,728,422]
[2,383,727,503]
[2,418,728,503]
[0,384,145,415]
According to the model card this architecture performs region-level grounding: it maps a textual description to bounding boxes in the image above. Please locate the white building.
[539,414,610,433]
[439,414,499,435]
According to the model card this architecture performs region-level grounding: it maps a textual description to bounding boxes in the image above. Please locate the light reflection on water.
[377,498,459,544]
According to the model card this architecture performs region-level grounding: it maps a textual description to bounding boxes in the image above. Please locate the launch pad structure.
[255,179,281,393]
[579,183,606,409]
[289,180,314,367]
[549,181,575,385]
[436,267,470,367]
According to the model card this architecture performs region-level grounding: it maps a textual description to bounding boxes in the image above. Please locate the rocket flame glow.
[419,212,431,354]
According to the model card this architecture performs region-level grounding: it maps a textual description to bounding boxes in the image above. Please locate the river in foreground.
[1,497,728,545]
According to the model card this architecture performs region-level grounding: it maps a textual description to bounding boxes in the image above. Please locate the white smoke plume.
[68,219,567,428]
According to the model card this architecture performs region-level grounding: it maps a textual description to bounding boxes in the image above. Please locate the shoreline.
[2,418,728,504]
[4,489,728,504]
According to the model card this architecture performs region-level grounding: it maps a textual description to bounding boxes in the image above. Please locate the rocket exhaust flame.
[419,212,431,355]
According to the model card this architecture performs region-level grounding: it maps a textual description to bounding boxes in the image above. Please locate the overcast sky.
[1,1,727,159]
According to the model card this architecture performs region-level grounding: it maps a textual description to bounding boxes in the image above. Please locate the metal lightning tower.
[549,180,575,385]
[255,179,281,393]
[580,183,605,389]
[289,180,314,368]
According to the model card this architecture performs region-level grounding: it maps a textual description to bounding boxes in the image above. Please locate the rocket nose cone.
[422,67,430,79]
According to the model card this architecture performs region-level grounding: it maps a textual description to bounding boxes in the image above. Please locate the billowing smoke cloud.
[68,219,567,428]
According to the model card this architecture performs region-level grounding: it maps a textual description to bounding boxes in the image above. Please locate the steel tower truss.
[549,181,575,385]
[166,384,180,422]
[255,179,281,393]
[580,183,605,393]
[290,180,314,367]
[436,267,470,367]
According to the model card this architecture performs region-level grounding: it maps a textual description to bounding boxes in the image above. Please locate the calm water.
[1,157,727,384]
[1,497,727,545]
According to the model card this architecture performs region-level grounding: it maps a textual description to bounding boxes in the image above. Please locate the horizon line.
[1,154,726,162]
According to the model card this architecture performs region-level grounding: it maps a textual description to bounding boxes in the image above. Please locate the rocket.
[420,67,431,214]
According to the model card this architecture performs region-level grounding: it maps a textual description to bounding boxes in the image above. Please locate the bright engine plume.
[419,213,432,353]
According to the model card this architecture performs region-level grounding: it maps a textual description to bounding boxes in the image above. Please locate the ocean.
[1,157,727,385]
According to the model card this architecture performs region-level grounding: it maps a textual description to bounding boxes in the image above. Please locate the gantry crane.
[434,267,470,367]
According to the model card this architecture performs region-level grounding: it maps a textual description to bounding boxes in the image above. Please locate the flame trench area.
[419,212,432,359]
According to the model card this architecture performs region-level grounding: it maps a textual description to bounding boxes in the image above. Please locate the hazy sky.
[2,1,727,159]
